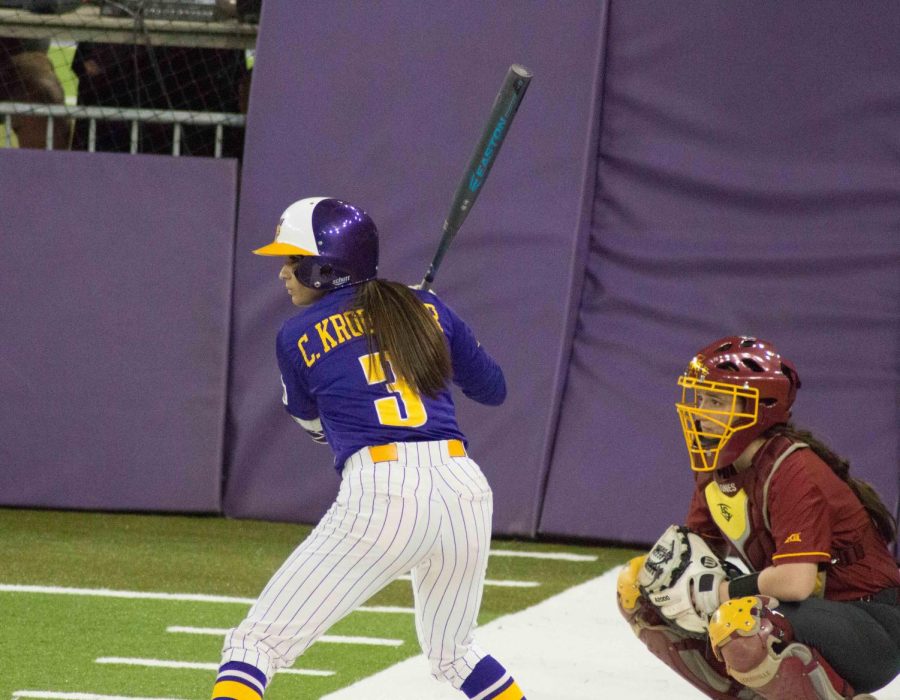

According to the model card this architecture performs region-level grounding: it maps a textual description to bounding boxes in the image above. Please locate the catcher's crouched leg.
[616,557,762,700]
[709,596,859,700]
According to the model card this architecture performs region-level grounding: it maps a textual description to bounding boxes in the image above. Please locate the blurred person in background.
[0,37,69,148]
[71,42,247,158]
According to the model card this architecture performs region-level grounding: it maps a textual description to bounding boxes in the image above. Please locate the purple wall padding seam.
[532,0,612,537]
[539,1,900,544]
[224,2,609,535]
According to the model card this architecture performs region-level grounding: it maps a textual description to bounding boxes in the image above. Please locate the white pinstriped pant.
[222,439,494,688]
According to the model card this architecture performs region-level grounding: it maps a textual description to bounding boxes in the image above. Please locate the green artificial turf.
[0,508,640,698]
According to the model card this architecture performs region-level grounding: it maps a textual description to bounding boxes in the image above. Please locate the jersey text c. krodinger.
[275,285,506,470]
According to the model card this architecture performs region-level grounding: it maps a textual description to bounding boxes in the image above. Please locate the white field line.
[355,605,415,614]
[0,584,414,613]
[167,626,404,647]
[95,657,334,677]
[397,575,539,588]
[489,549,597,562]
[0,584,256,604]
[13,693,186,700]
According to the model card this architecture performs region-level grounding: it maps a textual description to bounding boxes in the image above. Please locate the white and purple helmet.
[253,197,379,289]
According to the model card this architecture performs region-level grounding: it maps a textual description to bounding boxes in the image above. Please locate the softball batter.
[617,336,900,699]
[211,197,526,700]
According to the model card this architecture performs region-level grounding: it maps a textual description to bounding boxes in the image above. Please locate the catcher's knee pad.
[616,555,647,622]
[617,560,760,700]
[709,596,855,700]
[639,624,765,699]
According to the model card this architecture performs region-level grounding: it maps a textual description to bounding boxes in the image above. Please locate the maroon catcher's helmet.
[676,336,801,471]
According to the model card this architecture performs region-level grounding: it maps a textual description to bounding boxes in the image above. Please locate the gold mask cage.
[676,375,759,471]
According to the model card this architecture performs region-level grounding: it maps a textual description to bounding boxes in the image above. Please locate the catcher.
[617,336,899,699]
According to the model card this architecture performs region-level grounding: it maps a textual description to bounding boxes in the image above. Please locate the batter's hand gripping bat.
[420,64,532,290]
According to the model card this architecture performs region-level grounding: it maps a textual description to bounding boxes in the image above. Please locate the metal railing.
[0,4,257,50]
[0,101,245,156]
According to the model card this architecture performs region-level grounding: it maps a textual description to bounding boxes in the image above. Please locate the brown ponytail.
[353,280,451,398]
[766,424,897,544]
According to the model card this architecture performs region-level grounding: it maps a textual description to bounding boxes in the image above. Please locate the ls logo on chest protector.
[705,481,750,544]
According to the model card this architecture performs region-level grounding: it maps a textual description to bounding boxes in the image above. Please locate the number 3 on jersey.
[359,352,427,427]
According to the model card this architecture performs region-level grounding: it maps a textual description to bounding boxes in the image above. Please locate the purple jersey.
[275,286,505,470]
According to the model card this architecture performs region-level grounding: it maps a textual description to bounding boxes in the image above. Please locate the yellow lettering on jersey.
[358,352,427,428]
[360,352,386,383]
[297,333,318,368]
[784,532,802,544]
[329,313,353,343]
[353,308,369,333]
[316,319,338,352]
[338,308,369,336]
[423,303,441,326]
[704,481,750,544]
[374,383,427,427]
[308,303,439,363]
[343,311,364,337]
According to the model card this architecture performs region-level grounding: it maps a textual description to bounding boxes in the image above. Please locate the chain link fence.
[0,0,258,158]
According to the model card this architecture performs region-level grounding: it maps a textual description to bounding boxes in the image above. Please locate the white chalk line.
[95,657,334,677]
[489,549,597,562]
[0,584,414,613]
[167,625,404,647]
[12,693,186,700]
[0,583,256,604]
[396,575,539,588]
[355,605,415,614]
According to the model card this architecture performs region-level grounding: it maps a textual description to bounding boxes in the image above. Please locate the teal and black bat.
[421,64,533,290]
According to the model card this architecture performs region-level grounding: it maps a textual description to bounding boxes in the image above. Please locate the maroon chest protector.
[705,436,805,570]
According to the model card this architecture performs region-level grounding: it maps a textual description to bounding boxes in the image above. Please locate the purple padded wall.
[540,2,900,542]
[0,150,236,512]
[225,2,607,534]
[2,4,893,545]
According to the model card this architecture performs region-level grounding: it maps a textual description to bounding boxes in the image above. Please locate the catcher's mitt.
[637,524,738,635]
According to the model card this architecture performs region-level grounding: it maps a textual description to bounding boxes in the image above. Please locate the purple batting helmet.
[253,197,379,290]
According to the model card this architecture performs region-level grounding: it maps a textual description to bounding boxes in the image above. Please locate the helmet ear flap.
[293,256,350,289]
[291,256,317,287]
[781,362,801,397]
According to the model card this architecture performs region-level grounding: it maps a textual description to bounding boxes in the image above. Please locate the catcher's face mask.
[676,361,759,472]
